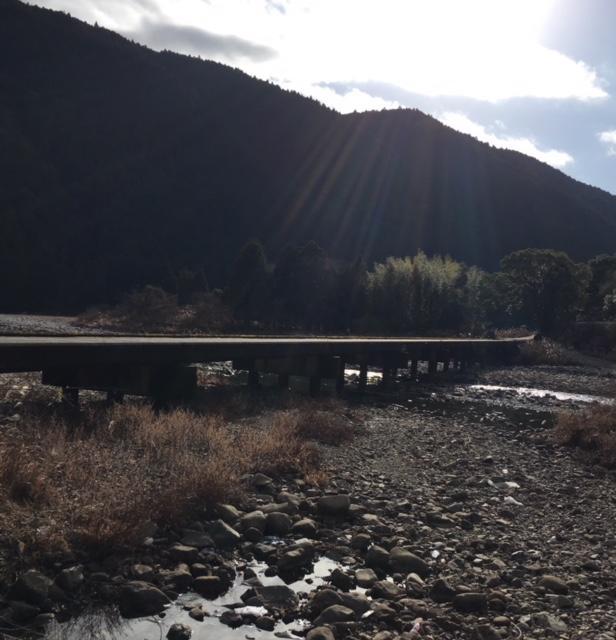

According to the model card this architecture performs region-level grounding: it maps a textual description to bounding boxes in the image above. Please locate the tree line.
[118,240,616,336]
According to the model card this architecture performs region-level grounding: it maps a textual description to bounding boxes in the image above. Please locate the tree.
[500,249,589,334]
[226,240,270,326]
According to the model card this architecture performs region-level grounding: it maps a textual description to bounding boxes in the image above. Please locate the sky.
[29,0,616,195]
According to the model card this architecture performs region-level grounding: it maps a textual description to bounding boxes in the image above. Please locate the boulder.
[307,627,336,640]
[11,571,53,606]
[538,575,569,595]
[317,495,351,517]
[56,566,84,592]
[291,518,318,538]
[265,512,293,536]
[254,585,299,610]
[119,581,168,617]
[240,511,266,533]
[453,592,488,614]
[167,623,192,640]
[209,520,241,548]
[355,568,378,588]
[313,604,355,626]
[193,576,227,599]
[389,548,429,577]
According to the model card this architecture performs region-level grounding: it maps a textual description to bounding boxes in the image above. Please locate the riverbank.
[0,359,615,639]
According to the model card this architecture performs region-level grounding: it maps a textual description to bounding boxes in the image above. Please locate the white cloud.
[598,130,616,157]
[30,0,609,108]
[281,83,400,113]
[439,112,574,168]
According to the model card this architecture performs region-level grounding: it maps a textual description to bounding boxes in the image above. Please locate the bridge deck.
[0,335,534,373]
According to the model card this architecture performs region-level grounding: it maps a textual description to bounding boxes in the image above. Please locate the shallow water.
[465,384,614,405]
[44,557,343,640]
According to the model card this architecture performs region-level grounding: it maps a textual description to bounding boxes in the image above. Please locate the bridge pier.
[358,362,368,392]
[428,359,438,376]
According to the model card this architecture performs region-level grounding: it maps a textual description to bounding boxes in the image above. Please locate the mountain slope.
[2,0,616,311]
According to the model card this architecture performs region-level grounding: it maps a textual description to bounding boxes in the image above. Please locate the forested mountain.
[2,0,616,311]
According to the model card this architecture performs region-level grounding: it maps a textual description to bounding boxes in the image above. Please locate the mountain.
[2,0,616,311]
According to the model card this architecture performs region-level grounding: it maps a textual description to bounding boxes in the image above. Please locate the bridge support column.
[62,387,79,411]
[358,362,368,393]
[335,359,345,395]
[443,359,450,373]
[410,360,418,380]
[309,376,321,397]
[248,369,260,390]
[428,359,438,376]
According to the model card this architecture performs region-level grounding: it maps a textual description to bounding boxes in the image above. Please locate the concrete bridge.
[0,335,534,406]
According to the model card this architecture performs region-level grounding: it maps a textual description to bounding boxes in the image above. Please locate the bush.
[121,285,177,328]
[553,405,616,467]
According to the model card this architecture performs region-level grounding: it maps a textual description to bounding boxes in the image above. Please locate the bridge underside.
[0,336,531,407]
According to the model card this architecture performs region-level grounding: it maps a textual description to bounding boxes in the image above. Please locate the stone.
[9,600,40,623]
[170,544,200,563]
[313,604,355,626]
[163,566,193,591]
[265,512,293,536]
[351,533,371,551]
[254,585,299,610]
[292,518,318,538]
[473,624,500,640]
[539,575,569,595]
[370,580,402,599]
[389,547,429,577]
[119,581,168,617]
[209,520,241,547]
[255,615,275,631]
[317,494,351,517]
[355,567,378,588]
[189,607,206,621]
[306,627,336,640]
[193,576,227,599]
[330,568,355,591]
[534,612,568,633]
[366,545,390,570]
[217,504,241,524]
[181,531,214,548]
[131,564,154,582]
[430,578,456,603]
[167,623,192,640]
[11,570,53,606]
[56,566,84,592]
[220,610,243,628]
[340,592,371,616]
[453,592,488,614]
[278,547,313,572]
[240,511,266,533]
[311,588,343,613]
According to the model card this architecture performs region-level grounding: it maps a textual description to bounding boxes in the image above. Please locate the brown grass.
[553,405,616,467]
[516,339,580,366]
[0,400,353,556]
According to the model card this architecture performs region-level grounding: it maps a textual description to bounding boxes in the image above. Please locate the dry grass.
[517,339,580,366]
[553,405,616,467]
[0,400,353,556]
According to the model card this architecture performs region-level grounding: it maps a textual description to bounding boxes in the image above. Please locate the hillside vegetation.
[2,0,616,311]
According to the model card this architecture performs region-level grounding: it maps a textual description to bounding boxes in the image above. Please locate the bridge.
[0,335,535,406]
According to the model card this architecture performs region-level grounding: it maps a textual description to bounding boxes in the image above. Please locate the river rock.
[306,627,336,640]
[56,566,84,592]
[193,576,227,598]
[181,531,214,548]
[292,518,318,537]
[131,564,154,582]
[355,567,378,587]
[170,544,200,563]
[209,520,241,547]
[539,575,569,594]
[340,592,371,616]
[9,600,40,623]
[167,623,192,640]
[220,610,243,628]
[366,545,390,570]
[119,581,168,617]
[11,570,53,606]
[217,504,241,524]
[240,510,266,533]
[453,592,488,613]
[389,547,429,576]
[311,588,343,613]
[254,585,299,610]
[265,511,292,536]
[313,604,355,626]
[317,494,351,517]
[430,578,456,603]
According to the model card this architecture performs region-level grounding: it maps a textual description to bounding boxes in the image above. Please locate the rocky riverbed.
[1,361,616,640]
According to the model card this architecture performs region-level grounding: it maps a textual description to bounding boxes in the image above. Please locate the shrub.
[553,405,616,467]
[121,285,177,328]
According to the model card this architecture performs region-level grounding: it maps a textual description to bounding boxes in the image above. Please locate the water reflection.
[44,557,343,640]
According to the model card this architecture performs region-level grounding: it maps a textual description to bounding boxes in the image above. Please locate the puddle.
[44,557,344,640]
[465,384,614,405]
